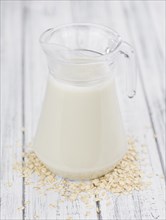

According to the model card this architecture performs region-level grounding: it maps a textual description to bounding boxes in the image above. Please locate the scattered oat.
[66,216,72,220]
[153,134,157,139]
[141,144,147,148]
[49,203,56,208]
[95,197,100,202]
[13,137,148,208]
[17,206,25,211]
[21,127,25,132]
[106,201,111,206]
[16,141,22,147]
[27,142,33,147]
[6,182,13,187]
[33,214,39,219]
[24,200,30,206]
[85,211,90,216]
[96,206,100,213]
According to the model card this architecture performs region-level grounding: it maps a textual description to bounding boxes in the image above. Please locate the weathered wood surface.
[1,1,165,220]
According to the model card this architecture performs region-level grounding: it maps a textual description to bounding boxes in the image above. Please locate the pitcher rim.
[39,23,122,65]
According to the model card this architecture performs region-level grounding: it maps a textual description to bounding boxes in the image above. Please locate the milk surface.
[33,65,127,179]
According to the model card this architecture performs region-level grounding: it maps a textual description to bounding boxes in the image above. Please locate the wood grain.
[123,1,165,173]
[1,1,24,219]
[1,1,165,220]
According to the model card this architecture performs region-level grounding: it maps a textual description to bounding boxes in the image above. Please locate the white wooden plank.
[1,1,165,219]
[1,1,24,219]
[122,1,165,173]
[70,0,109,25]
[145,1,165,55]
[89,1,165,219]
[100,79,165,220]
[23,2,98,219]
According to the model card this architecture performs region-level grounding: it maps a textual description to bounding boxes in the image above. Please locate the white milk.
[33,66,127,180]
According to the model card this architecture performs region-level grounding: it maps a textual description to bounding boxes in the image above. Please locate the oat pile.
[13,137,147,203]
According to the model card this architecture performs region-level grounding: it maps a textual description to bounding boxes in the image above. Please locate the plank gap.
[96,201,102,220]
[21,3,27,220]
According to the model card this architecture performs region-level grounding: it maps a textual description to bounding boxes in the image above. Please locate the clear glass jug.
[34,23,137,180]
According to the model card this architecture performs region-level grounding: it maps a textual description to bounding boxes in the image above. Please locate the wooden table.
[1,1,165,219]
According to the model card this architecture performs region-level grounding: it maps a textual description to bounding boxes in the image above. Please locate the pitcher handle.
[118,41,137,98]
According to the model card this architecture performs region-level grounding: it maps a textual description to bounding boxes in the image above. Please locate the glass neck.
[40,24,137,97]
[45,54,115,85]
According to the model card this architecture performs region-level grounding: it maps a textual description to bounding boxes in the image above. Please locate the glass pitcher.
[33,23,137,180]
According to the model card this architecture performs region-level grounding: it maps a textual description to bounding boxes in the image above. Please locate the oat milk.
[33,62,127,179]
